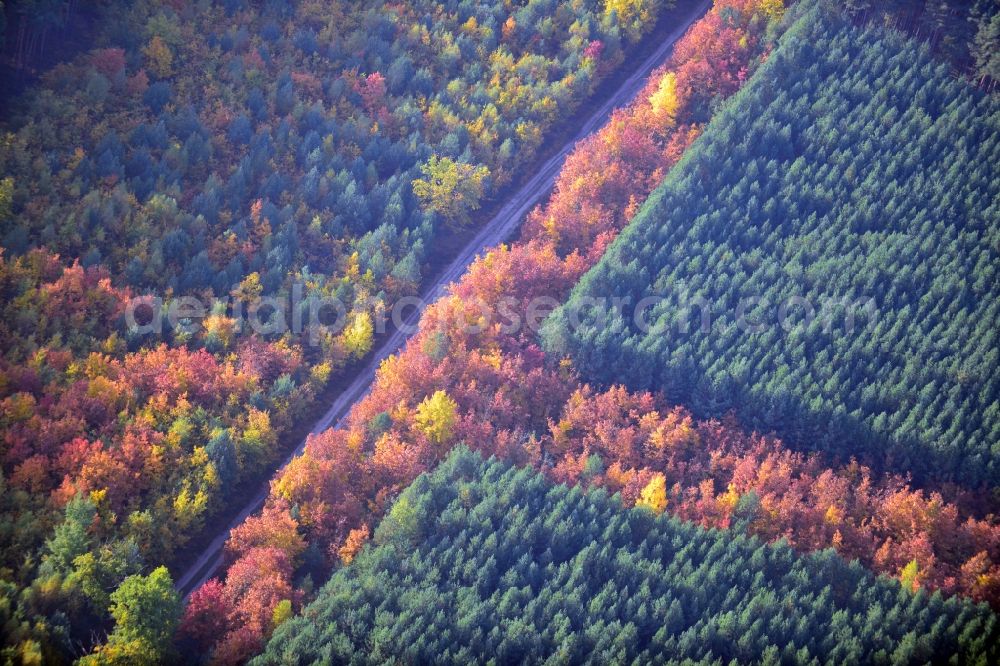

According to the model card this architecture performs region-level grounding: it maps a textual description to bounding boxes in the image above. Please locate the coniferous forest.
[1,0,999,663]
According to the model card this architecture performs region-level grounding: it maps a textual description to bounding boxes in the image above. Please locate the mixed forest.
[258,447,999,665]
[0,0,684,661]
[543,1,1000,488]
[176,1,1000,664]
[0,0,998,664]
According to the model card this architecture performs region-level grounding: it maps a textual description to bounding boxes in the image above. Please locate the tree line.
[187,2,1000,662]
[0,0,681,661]
[180,1,799,661]
[256,447,999,664]
[544,0,1000,489]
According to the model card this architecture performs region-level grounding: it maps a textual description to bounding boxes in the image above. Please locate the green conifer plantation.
[544,2,1000,488]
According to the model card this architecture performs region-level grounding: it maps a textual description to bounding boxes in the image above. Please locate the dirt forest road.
[175,0,711,598]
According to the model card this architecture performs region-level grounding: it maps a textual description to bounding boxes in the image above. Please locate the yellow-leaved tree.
[240,409,276,468]
[271,599,293,630]
[604,0,661,42]
[414,390,459,445]
[342,311,374,359]
[636,473,667,513]
[900,559,922,591]
[412,156,490,228]
[649,71,679,127]
[756,0,785,22]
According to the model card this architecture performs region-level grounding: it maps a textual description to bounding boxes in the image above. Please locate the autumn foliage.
[189,2,1000,662]
[3,8,677,657]
[544,386,1000,605]
[0,248,300,546]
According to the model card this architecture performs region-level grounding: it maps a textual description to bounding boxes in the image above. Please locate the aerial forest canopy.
[0,0,681,661]
[256,447,999,664]
[2,0,1000,663]
[544,1,1000,490]
[1,0,656,296]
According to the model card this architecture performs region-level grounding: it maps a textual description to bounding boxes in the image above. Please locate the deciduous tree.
[412,156,490,228]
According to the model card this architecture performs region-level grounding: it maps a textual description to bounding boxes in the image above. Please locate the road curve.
[174,0,711,598]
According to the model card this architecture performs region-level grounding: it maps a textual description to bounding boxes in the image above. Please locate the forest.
[1,0,998,664]
[256,447,999,664]
[180,1,1000,664]
[544,2,1000,489]
[0,0,681,661]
